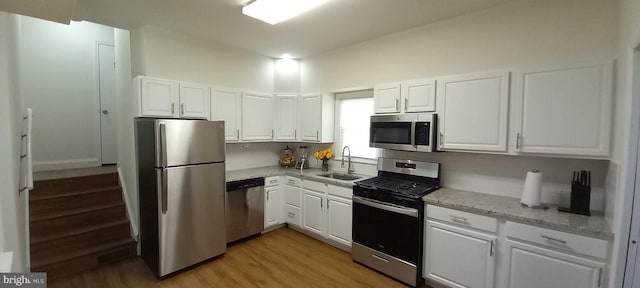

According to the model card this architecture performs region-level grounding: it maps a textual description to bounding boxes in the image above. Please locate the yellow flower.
[314,148,334,160]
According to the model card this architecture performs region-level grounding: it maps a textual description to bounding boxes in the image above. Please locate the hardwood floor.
[48,227,411,288]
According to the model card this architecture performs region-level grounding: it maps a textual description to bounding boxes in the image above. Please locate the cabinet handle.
[316,130,319,140]
[181,103,184,115]
[272,129,274,139]
[320,199,323,208]
[598,267,603,287]
[237,129,239,139]
[327,200,330,209]
[288,179,296,185]
[288,212,294,217]
[171,102,175,114]
[439,132,444,146]
[395,98,399,111]
[266,192,269,201]
[449,214,468,223]
[516,133,521,150]
[404,98,408,111]
[489,240,494,256]
[295,130,297,139]
[540,235,567,244]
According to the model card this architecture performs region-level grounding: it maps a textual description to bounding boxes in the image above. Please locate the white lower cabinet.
[303,189,324,237]
[264,176,281,229]
[424,205,497,288]
[505,222,606,288]
[282,177,302,228]
[327,195,352,247]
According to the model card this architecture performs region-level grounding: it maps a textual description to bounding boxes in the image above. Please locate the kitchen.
[0,0,638,287]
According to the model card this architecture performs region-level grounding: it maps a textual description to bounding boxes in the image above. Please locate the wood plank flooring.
[48,227,411,288]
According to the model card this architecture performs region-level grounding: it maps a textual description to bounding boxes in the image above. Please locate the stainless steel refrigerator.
[135,118,226,277]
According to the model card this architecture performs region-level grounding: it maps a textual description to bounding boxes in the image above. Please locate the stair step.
[30,186,123,219]
[30,185,122,200]
[29,201,125,222]
[31,218,130,245]
[31,222,131,267]
[31,172,119,198]
[31,239,136,280]
[30,203,127,241]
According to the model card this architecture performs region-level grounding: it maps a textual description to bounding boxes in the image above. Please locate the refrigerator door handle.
[159,122,168,168]
[161,169,168,214]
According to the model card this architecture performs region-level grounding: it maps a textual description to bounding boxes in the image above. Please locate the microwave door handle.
[411,122,416,147]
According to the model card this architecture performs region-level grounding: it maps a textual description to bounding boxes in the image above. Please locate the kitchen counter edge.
[226,166,372,189]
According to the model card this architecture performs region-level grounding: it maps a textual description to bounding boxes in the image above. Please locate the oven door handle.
[353,196,419,218]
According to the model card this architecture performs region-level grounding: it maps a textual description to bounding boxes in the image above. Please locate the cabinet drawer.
[265,176,279,187]
[327,185,352,199]
[302,179,325,193]
[505,221,608,259]
[426,205,497,233]
[283,186,301,207]
[285,176,300,187]
[283,204,301,227]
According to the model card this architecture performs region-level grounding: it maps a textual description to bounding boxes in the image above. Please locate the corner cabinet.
[436,71,510,152]
[512,61,613,157]
[424,205,497,288]
[134,76,210,119]
[282,176,302,227]
[211,87,242,142]
[242,92,275,141]
[275,94,299,141]
[300,93,334,142]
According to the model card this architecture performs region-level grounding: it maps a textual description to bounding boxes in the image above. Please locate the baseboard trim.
[33,158,100,172]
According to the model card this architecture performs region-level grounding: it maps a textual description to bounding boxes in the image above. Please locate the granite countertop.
[226,165,372,188]
[424,188,612,239]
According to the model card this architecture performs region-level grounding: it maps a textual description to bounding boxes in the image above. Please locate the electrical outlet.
[243,144,250,152]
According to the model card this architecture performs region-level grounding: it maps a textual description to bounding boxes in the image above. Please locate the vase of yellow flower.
[314,148,334,171]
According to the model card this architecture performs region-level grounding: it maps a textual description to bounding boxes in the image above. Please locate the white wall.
[0,12,27,272]
[301,0,617,92]
[18,16,114,171]
[130,25,274,92]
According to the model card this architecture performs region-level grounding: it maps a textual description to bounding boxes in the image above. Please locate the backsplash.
[225,142,334,171]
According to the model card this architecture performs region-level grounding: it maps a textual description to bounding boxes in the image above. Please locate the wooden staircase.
[29,170,137,280]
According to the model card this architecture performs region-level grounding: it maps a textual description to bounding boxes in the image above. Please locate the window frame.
[333,89,380,165]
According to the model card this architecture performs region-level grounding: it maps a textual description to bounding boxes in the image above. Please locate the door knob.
[102,110,109,115]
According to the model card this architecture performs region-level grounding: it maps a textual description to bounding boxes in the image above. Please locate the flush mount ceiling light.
[242,0,331,25]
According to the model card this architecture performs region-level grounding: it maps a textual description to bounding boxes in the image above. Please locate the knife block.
[558,179,591,216]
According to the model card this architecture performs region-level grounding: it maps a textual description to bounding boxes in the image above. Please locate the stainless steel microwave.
[370,113,439,152]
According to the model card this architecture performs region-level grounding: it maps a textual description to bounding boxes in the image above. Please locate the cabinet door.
[513,61,612,157]
[140,78,179,117]
[276,95,299,140]
[211,88,241,141]
[403,79,436,113]
[264,187,281,229]
[242,92,275,141]
[282,183,301,207]
[505,240,604,288]
[179,83,210,119]
[327,196,352,246]
[303,190,324,237]
[424,220,495,288]
[374,83,401,114]
[300,94,322,141]
[437,71,510,152]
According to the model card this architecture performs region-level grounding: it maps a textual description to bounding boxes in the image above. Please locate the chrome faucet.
[341,146,355,174]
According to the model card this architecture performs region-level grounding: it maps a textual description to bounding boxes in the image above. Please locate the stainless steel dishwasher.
[225,177,265,243]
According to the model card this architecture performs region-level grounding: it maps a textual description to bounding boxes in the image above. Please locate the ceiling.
[70,0,517,58]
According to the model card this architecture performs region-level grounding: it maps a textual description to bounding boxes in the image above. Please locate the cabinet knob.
[102,110,109,115]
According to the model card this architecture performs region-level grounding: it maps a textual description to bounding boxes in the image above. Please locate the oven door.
[370,114,416,151]
[352,196,420,264]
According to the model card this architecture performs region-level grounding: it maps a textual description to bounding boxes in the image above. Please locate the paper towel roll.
[521,170,543,207]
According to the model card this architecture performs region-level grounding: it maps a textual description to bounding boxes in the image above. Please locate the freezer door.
[155,119,225,167]
[157,162,226,276]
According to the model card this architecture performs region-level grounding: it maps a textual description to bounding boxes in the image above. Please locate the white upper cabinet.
[402,78,436,113]
[242,92,275,141]
[437,71,510,152]
[512,61,613,157]
[300,93,334,142]
[179,82,210,119]
[136,77,179,117]
[275,94,299,141]
[211,87,242,142]
[374,83,401,114]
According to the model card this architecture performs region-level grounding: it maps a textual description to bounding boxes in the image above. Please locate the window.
[335,90,380,160]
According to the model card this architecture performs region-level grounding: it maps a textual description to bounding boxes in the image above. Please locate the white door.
[276,95,298,140]
[300,94,322,141]
[242,92,275,141]
[506,240,603,288]
[437,71,510,152]
[98,43,117,164]
[374,83,401,114]
[211,88,241,141]
[264,187,280,228]
[303,190,324,237]
[402,79,436,113]
[327,196,352,246]
[179,83,210,119]
[513,61,612,156]
[425,221,495,288]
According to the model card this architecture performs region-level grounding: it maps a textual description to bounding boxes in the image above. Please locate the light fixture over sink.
[242,0,331,25]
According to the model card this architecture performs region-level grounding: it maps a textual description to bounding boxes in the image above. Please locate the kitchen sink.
[317,172,363,181]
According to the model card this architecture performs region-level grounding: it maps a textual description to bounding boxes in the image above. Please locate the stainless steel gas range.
[352,157,440,287]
